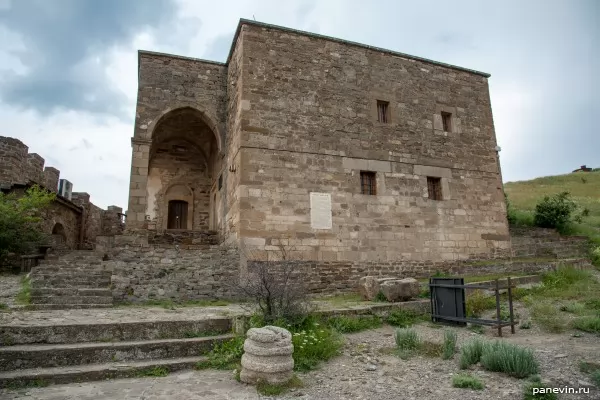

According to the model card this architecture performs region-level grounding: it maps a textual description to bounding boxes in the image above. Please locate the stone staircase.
[0,316,234,387]
[29,250,113,310]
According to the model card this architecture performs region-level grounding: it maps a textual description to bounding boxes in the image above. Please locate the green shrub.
[559,301,586,314]
[519,320,532,329]
[442,329,457,360]
[135,366,169,377]
[459,338,486,369]
[542,267,590,289]
[579,361,600,387]
[585,298,600,311]
[573,316,600,333]
[479,341,539,378]
[15,275,31,305]
[452,373,484,390]
[196,336,244,370]
[385,309,423,327]
[531,302,568,333]
[374,291,387,302]
[327,315,382,333]
[395,328,420,351]
[466,290,496,318]
[523,380,558,400]
[591,246,600,267]
[288,317,343,371]
[533,191,582,230]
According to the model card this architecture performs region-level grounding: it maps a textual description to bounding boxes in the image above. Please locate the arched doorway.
[51,223,66,246]
[147,107,221,231]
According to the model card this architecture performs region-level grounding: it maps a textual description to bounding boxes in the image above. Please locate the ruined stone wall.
[126,52,228,230]
[235,24,509,262]
[107,235,241,302]
[510,227,590,259]
[0,136,30,185]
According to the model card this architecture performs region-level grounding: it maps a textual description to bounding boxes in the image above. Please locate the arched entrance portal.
[147,107,221,231]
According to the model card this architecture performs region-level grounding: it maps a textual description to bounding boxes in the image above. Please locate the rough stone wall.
[43,167,60,192]
[107,235,241,302]
[0,136,29,185]
[42,200,81,250]
[235,24,509,262]
[102,206,125,236]
[126,52,228,230]
[25,153,45,185]
[248,258,591,296]
[510,227,590,259]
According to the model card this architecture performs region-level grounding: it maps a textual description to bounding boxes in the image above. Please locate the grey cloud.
[0,0,176,115]
[203,33,234,62]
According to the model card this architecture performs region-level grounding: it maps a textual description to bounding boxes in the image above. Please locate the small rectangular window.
[427,177,443,201]
[441,112,452,132]
[218,174,223,190]
[360,171,377,195]
[377,100,389,123]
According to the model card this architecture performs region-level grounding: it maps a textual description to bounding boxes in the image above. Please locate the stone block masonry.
[126,19,510,264]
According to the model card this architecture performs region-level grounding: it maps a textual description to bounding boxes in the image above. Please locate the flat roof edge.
[226,19,491,78]
[138,50,226,67]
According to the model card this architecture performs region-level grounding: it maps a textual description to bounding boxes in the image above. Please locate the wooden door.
[167,200,188,229]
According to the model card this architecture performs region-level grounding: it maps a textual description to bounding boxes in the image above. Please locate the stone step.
[1,318,232,345]
[30,278,111,288]
[0,356,205,388]
[31,267,108,275]
[24,304,114,310]
[39,259,103,266]
[30,295,113,305]
[0,334,234,371]
[30,288,112,297]
[31,272,111,281]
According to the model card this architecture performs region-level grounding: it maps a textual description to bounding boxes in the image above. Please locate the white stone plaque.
[310,192,332,230]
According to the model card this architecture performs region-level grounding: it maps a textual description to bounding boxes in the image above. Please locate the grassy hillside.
[504,170,600,245]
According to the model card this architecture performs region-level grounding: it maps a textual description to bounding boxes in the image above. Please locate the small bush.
[135,366,169,377]
[385,309,423,327]
[466,290,496,318]
[196,336,244,370]
[419,340,443,358]
[523,380,558,400]
[573,316,600,333]
[479,341,539,378]
[519,320,532,329]
[591,246,600,267]
[327,315,382,333]
[559,301,586,314]
[460,338,486,369]
[452,373,484,390]
[289,318,343,371]
[395,328,420,351]
[15,275,31,305]
[533,191,582,230]
[374,291,387,302]
[442,329,457,360]
[585,298,600,311]
[579,361,600,387]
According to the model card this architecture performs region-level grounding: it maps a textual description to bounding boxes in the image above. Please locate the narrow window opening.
[377,100,389,123]
[427,177,443,201]
[441,112,452,132]
[360,171,377,195]
[218,174,223,190]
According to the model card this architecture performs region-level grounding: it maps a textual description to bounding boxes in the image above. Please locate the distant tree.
[0,185,56,263]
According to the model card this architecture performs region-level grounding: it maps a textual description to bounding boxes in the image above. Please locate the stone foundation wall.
[510,227,590,259]
[106,235,241,302]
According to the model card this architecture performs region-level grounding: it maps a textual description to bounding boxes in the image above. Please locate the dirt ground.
[275,322,599,400]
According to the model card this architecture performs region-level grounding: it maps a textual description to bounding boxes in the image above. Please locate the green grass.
[466,290,496,318]
[195,336,245,370]
[504,171,600,265]
[314,293,363,306]
[442,329,457,360]
[326,315,382,333]
[5,379,49,390]
[452,373,484,390]
[579,361,600,387]
[460,339,538,378]
[290,319,343,371]
[373,291,387,302]
[572,316,600,333]
[385,309,427,327]
[15,275,31,305]
[134,366,169,378]
[0,303,8,310]
[256,375,304,396]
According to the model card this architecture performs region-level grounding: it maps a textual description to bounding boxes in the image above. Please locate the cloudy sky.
[0,0,598,209]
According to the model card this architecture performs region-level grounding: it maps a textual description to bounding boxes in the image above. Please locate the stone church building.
[126,19,510,264]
